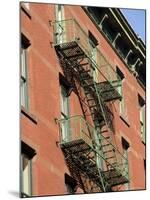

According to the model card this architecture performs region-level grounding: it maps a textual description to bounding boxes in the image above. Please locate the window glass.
[21,35,30,110]
[116,67,125,116]
[61,85,69,117]
[55,5,65,44]
[122,138,130,190]
[21,154,32,197]
[89,31,98,82]
[60,85,70,142]
[138,95,145,143]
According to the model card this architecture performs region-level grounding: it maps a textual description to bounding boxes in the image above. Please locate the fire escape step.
[88,163,96,168]
[84,88,92,92]
[81,78,93,84]
[107,174,122,180]
[87,98,95,101]
[102,136,110,140]
[73,147,91,154]
[61,43,78,50]
[66,53,84,59]
[80,62,89,66]
[101,143,110,147]
[93,118,104,123]
[89,105,97,108]
[102,169,120,179]
[82,83,94,87]
[80,73,92,78]
[103,150,114,154]
[93,116,104,121]
[60,139,85,149]
[107,162,117,166]
[81,77,93,82]
[82,159,95,165]
[85,91,92,95]
[105,156,115,160]
[80,70,91,74]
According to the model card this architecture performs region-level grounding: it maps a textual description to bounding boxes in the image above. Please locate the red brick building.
[20,2,146,197]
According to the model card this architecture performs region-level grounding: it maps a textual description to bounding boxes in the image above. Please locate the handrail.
[58,115,128,161]
[57,115,128,178]
[52,19,122,84]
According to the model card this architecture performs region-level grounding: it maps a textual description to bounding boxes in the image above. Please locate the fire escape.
[51,19,129,192]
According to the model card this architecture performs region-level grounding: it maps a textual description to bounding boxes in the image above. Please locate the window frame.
[21,34,30,110]
[122,137,130,190]
[55,5,65,44]
[88,31,98,82]
[20,141,36,197]
[21,153,32,197]
[61,84,70,118]
[65,173,77,194]
[116,67,125,116]
[60,85,70,142]
[138,94,146,143]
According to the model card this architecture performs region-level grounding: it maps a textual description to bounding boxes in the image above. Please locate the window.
[56,5,64,21]
[59,74,72,142]
[21,34,30,110]
[122,138,130,190]
[60,85,70,142]
[144,159,146,176]
[116,67,125,116]
[21,142,36,197]
[21,154,32,197]
[65,173,77,194]
[93,129,103,170]
[55,5,65,44]
[61,85,69,117]
[138,95,145,143]
[88,31,98,82]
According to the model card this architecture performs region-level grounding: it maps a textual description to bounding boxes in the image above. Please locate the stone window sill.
[21,4,31,19]
[120,114,130,127]
[21,106,37,124]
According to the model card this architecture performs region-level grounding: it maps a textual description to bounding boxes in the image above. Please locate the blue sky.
[120,9,146,44]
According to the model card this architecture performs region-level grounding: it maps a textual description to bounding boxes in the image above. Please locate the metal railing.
[57,115,129,180]
[52,19,122,94]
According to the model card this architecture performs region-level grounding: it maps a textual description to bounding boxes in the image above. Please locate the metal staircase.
[58,116,129,192]
[52,19,129,192]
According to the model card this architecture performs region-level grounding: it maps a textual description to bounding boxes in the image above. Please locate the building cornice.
[82,6,146,88]
[111,8,145,58]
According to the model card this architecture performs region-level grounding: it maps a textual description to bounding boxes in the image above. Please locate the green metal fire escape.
[51,19,129,192]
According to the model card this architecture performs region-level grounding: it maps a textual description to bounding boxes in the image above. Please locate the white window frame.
[89,36,98,82]
[140,104,145,143]
[21,153,32,197]
[122,139,130,191]
[116,67,126,116]
[55,5,65,44]
[93,129,103,170]
[21,45,29,110]
[118,82,125,115]
[60,85,70,142]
